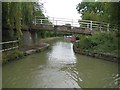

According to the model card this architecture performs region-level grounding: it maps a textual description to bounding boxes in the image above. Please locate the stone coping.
[25,43,49,55]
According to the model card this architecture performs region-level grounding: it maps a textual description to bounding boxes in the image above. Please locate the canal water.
[2,40,119,88]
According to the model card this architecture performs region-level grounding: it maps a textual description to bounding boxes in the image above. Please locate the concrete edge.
[24,43,50,55]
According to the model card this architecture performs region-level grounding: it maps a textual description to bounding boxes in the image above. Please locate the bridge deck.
[30,24,94,35]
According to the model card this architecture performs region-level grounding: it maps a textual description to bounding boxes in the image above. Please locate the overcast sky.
[42,0,82,19]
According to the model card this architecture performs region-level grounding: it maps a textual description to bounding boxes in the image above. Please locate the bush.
[75,32,118,55]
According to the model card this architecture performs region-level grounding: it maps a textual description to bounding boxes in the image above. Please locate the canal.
[2,39,119,88]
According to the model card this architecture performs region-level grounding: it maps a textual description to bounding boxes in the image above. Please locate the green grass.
[2,49,24,64]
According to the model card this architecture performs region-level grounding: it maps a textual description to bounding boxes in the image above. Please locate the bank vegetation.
[74,1,119,62]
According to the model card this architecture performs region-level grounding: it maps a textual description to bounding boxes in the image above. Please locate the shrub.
[75,32,118,55]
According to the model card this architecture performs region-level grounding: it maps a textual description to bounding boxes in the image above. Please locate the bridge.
[21,16,117,47]
[2,16,118,52]
[30,16,110,35]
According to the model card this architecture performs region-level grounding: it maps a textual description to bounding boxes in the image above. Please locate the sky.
[41,0,82,19]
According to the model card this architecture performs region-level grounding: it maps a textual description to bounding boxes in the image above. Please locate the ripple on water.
[3,41,118,88]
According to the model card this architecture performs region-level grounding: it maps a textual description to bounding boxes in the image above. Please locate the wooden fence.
[0,40,19,52]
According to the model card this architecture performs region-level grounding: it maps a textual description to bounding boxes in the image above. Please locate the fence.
[34,16,118,32]
[0,40,19,52]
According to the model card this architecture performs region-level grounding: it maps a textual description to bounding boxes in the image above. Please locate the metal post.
[90,21,92,30]
[79,23,81,28]
[100,25,102,31]
[87,23,89,28]
[71,19,73,29]
[35,16,36,25]
[107,23,109,32]
[40,19,42,24]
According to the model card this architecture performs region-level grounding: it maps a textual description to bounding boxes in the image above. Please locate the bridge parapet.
[31,16,119,34]
[34,16,112,32]
[31,24,93,35]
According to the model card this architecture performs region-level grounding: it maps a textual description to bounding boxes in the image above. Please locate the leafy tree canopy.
[2,2,47,39]
[76,1,120,25]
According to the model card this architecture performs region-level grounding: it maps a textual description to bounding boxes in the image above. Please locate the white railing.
[34,16,80,27]
[34,16,119,32]
[0,40,19,52]
[78,20,109,31]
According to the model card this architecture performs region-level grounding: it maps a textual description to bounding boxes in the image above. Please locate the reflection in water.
[42,42,81,88]
[48,42,76,65]
[3,40,119,88]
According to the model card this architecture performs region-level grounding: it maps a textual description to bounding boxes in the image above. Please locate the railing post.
[107,23,109,32]
[87,23,89,28]
[52,17,54,27]
[35,16,36,25]
[100,25,102,32]
[40,19,42,24]
[71,19,73,29]
[90,21,92,30]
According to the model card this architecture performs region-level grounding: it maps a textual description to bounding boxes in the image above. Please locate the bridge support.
[22,31,33,46]
[22,30,38,47]
[30,31,38,45]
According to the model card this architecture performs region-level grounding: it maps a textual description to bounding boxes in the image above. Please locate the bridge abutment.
[30,31,38,45]
[22,30,38,47]
[22,30,33,46]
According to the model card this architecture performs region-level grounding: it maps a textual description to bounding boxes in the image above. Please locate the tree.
[2,2,47,40]
[76,1,120,25]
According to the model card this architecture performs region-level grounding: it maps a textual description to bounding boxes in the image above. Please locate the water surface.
[3,40,119,88]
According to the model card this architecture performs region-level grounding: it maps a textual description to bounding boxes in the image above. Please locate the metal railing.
[0,40,19,52]
[33,16,118,32]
